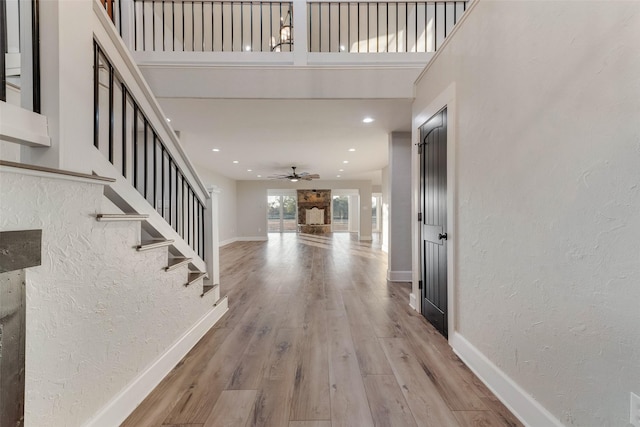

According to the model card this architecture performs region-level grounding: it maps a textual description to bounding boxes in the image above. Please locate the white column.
[204,186,221,286]
[348,194,359,232]
[381,166,389,252]
[292,0,307,66]
[358,185,372,241]
[387,132,412,281]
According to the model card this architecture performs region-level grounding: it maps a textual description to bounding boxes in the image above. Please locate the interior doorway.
[332,195,349,231]
[267,192,297,233]
[372,193,382,232]
[331,190,360,233]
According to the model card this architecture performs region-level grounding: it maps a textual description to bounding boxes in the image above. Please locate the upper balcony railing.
[308,1,467,53]
[132,0,293,52]
[120,0,467,59]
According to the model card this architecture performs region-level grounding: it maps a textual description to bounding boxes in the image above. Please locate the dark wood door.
[419,107,448,337]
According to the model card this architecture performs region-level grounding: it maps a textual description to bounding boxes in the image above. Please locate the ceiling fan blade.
[267,168,319,180]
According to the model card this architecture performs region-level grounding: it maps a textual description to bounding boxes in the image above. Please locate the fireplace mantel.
[297,189,332,234]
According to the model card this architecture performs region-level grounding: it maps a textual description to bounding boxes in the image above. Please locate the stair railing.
[307,1,468,53]
[94,41,205,258]
[93,0,215,279]
[94,42,206,259]
[131,0,294,52]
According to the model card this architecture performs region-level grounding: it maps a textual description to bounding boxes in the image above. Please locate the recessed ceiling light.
[362,117,374,123]
[212,148,220,152]
[339,169,344,172]
[257,175,262,178]
[348,148,356,152]
[166,118,171,122]
[247,169,252,172]
[233,160,239,164]
[343,160,349,164]
[336,175,341,177]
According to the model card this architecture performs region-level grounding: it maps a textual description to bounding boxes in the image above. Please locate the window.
[268,194,297,232]
[332,195,349,232]
[372,194,381,232]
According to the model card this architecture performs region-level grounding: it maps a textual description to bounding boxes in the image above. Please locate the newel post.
[204,186,221,286]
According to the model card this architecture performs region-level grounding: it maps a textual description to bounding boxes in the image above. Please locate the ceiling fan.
[268,166,320,182]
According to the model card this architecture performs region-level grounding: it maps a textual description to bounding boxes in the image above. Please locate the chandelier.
[271,10,293,52]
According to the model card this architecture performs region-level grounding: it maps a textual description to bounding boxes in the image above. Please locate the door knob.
[438,233,448,240]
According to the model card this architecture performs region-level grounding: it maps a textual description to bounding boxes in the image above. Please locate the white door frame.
[412,82,457,339]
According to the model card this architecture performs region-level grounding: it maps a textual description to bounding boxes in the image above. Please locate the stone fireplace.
[1,230,42,427]
[297,189,332,234]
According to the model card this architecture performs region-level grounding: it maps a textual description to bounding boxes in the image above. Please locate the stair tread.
[214,294,228,306]
[96,213,149,221]
[136,239,174,251]
[201,283,220,298]
[184,271,207,287]
[165,257,193,272]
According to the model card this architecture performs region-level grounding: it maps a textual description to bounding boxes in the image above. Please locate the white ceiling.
[158,98,413,184]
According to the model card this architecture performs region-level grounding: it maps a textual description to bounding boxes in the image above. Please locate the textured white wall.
[413,1,640,425]
[195,164,238,244]
[0,170,217,426]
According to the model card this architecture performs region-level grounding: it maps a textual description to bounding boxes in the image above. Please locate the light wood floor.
[123,233,522,427]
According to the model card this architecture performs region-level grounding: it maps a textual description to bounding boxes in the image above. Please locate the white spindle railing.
[125,0,467,55]
[93,0,214,272]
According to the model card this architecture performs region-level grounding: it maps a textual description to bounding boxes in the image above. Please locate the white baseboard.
[359,235,373,241]
[409,293,417,310]
[236,236,268,242]
[387,270,412,282]
[84,299,229,427]
[219,237,238,247]
[450,332,563,427]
